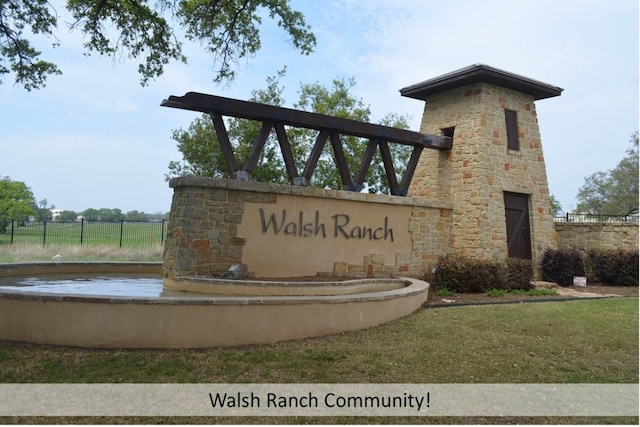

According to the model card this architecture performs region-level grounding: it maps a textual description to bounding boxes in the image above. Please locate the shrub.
[434,256,501,293]
[540,247,585,286]
[434,256,534,293]
[503,258,534,291]
[586,248,639,286]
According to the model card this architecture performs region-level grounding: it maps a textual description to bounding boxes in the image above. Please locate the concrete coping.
[0,277,428,306]
[166,276,416,297]
[169,176,453,209]
[0,262,429,306]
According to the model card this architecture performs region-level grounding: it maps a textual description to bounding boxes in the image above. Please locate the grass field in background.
[0,298,637,424]
[0,221,167,247]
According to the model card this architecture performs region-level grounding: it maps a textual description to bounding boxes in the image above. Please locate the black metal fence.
[5,214,634,246]
[554,213,639,223]
[1,219,168,247]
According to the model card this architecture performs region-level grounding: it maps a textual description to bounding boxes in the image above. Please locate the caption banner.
[0,384,637,417]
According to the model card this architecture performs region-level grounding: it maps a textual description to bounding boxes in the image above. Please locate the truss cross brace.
[162,92,452,196]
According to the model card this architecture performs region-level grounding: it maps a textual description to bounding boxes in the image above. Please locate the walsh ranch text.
[259,208,395,241]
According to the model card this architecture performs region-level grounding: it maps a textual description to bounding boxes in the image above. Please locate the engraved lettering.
[373,227,384,239]
[384,216,394,241]
[259,210,392,241]
[284,221,298,235]
[332,214,350,238]
[259,208,285,234]
[314,210,326,238]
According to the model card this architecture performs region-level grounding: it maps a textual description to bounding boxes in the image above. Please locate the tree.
[81,207,126,221]
[550,194,563,217]
[148,211,169,221]
[98,208,125,222]
[0,176,36,232]
[166,70,412,194]
[1,0,316,90]
[576,132,639,215]
[81,208,100,221]
[34,198,54,221]
[58,210,78,221]
[126,210,151,221]
[290,78,412,193]
[167,68,288,181]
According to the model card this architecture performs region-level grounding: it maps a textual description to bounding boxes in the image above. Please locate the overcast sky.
[1,0,637,214]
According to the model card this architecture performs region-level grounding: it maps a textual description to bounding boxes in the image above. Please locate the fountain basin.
[0,262,429,349]
[163,276,407,296]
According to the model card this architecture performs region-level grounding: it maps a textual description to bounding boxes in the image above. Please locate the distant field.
[0,220,168,247]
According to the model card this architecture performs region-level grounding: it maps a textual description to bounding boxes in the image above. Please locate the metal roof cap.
[400,64,563,101]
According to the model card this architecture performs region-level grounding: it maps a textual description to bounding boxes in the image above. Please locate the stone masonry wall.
[163,176,452,280]
[409,82,557,262]
[555,222,639,251]
[162,174,635,282]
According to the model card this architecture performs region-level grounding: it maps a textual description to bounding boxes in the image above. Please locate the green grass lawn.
[0,297,637,424]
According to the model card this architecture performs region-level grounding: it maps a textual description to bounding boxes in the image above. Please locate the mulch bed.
[426,284,639,307]
[253,276,638,307]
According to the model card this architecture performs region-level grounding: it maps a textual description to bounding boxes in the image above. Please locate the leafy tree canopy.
[0,176,36,232]
[550,194,562,217]
[576,131,639,215]
[80,207,123,222]
[80,208,100,221]
[1,0,316,90]
[98,208,125,222]
[126,210,151,221]
[57,210,78,221]
[166,69,413,194]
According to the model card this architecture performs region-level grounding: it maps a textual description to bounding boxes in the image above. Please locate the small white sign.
[573,276,587,287]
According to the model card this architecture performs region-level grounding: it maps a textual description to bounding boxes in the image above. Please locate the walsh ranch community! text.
[209,391,429,412]
[259,208,395,241]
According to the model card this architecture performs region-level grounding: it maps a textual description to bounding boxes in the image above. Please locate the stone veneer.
[555,222,639,252]
[408,82,557,262]
[163,176,452,280]
[163,66,572,281]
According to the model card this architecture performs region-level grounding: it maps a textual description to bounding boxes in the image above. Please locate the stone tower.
[401,64,562,262]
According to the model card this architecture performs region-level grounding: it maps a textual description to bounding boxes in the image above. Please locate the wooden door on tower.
[504,192,532,259]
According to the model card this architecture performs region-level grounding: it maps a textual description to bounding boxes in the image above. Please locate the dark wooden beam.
[243,121,273,174]
[163,92,452,150]
[353,139,379,188]
[378,140,400,195]
[329,132,354,189]
[273,123,299,183]
[300,130,329,185]
[209,113,238,175]
[398,145,424,196]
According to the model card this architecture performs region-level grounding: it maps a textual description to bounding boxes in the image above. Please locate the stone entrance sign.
[163,64,564,282]
[162,177,452,280]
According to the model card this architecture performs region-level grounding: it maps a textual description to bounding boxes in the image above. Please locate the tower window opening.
[505,109,519,151]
